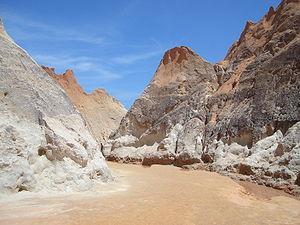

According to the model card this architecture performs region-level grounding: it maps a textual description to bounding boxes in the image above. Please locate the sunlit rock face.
[0,19,111,193]
[107,0,300,195]
[207,0,300,147]
[108,46,218,166]
[43,66,127,143]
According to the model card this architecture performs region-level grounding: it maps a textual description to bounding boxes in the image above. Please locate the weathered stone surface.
[238,164,255,176]
[142,151,175,166]
[207,0,300,146]
[209,123,300,195]
[0,20,111,193]
[43,67,126,143]
[173,152,201,167]
[109,46,218,165]
[106,0,300,195]
[107,145,158,164]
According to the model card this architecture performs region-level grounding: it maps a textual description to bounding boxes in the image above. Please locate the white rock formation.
[209,123,300,195]
[0,19,111,193]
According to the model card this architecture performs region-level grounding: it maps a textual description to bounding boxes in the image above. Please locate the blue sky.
[0,0,280,108]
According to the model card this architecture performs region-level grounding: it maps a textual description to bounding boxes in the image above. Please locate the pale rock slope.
[106,0,300,195]
[42,67,126,143]
[0,19,111,193]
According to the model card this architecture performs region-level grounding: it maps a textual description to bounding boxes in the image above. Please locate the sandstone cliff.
[108,46,218,166]
[42,67,126,143]
[210,0,300,144]
[107,0,300,195]
[0,19,111,193]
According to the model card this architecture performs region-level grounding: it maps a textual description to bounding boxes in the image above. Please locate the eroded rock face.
[0,20,111,193]
[203,0,300,194]
[107,0,300,195]
[208,123,300,194]
[43,67,126,143]
[109,46,218,165]
[207,0,300,146]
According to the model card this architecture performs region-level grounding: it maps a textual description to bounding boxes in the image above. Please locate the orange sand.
[0,162,299,225]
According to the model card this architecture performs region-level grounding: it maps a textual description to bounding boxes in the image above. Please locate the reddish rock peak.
[225,0,299,63]
[238,21,255,43]
[265,6,276,21]
[162,46,195,65]
[42,65,126,142]
[62,69,76,81]
[245,21,255,29]
[56,69,77,85]
[42,66,84,95]
[42,66,75,81]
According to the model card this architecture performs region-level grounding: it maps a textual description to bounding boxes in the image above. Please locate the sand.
[0,162,299,225]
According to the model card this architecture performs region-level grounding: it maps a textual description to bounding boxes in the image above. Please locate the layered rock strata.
[106,0,300,195]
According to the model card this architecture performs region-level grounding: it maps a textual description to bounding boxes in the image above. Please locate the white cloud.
[35,54,122,81]
[0,10,104,44]
[112,50,162,64]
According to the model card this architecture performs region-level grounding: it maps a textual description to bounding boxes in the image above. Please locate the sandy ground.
[0,162,300,225]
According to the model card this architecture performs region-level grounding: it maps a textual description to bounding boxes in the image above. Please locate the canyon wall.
[0,19,111,193]
[106,0,300,195]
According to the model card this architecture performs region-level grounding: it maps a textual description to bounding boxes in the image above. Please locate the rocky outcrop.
[0,19,111,193]
[207,0,300,146]
[206,123,300,195]
[42,67,126,143]
[107,0,300,195]
[108,46,218,166]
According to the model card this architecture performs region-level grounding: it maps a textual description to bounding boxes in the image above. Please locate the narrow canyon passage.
[0,162,300,225]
